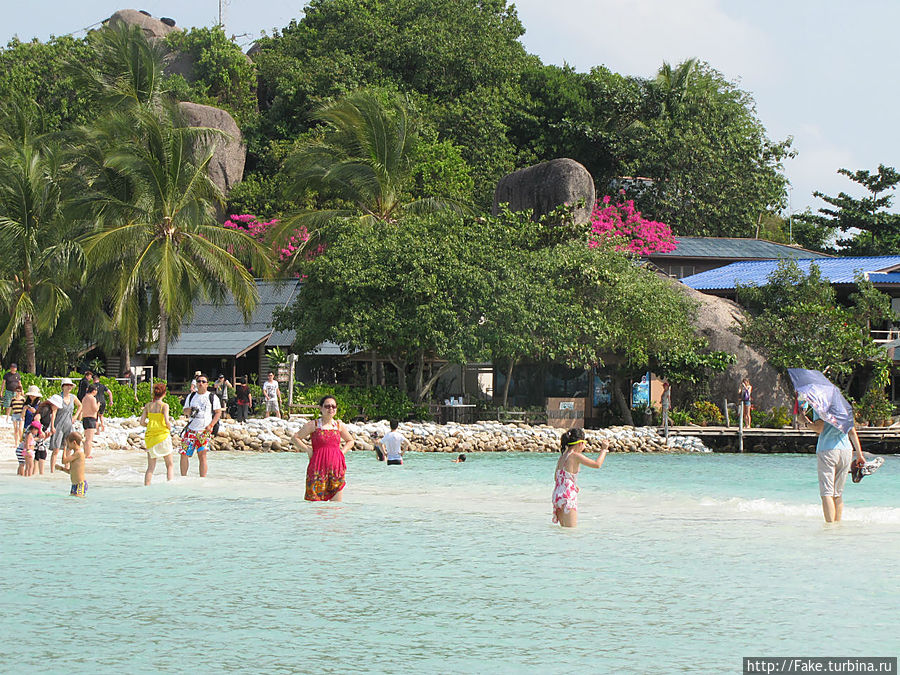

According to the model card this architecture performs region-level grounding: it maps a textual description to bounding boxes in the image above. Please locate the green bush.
[291,384,428,421]
[751,406,791,429]
[858,387,893,423]
[667,409,692,426]
[689,400,724,425]
[2,369,181,417]
[164,26,258,126]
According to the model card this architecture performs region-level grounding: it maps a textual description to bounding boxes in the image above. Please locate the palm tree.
[653,58,699,116]
[79,105,274,380]
[270,90,465,261]
[72,21,170,111]
[0,104,83,373]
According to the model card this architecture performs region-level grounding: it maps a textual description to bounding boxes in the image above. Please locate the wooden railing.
[870,329,900,344]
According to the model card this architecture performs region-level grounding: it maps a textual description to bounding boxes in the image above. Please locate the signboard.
[593,376,611,406]
[545,398,585,429]
[631,373,650,408]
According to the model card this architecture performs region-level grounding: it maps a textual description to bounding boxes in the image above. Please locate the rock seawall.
[98,417,710,454]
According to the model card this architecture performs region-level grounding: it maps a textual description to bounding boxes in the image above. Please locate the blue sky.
[4,0,898,216]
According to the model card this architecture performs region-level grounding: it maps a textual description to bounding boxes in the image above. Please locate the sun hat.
[60,378,74,387]
[30,420,42,430]
[48,394,64,408]
[26,385,42,397]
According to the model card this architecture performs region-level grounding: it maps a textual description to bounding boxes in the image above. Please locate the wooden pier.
[658,425,900,453]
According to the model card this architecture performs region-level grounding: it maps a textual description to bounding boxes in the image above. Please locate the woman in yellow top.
[140,382,174,485]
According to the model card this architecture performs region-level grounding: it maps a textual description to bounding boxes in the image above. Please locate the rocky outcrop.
[177,102,245,195]
[106,9,181,40]
[672,279,792,411]
[493,158,595,224]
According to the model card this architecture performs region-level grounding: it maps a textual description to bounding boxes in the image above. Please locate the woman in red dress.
[292,395,356,501]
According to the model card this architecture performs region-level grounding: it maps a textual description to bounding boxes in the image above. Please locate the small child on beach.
[14,420,40,476]
[10,384,25,446]
[552,428,609,528]
[56,431,86,497]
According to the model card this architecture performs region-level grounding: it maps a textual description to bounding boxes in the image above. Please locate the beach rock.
[493,158,595,225]
[177,102,246,196]
[670,277,792,410]
[107,9,181,40]
[86,415,711,455]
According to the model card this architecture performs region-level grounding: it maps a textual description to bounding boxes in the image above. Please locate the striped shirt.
[10,396,25,416]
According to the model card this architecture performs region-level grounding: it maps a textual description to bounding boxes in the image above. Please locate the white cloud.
[514,0,777,83]
[784,124,863,214]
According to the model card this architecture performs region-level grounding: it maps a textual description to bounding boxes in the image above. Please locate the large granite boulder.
[177,102,245,196]
[106,9,181,40]
[493,158,595,224]
[671,278,792,411]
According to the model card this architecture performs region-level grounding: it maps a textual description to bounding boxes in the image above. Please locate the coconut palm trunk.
[22,314,36,374]
[157,306,168,382]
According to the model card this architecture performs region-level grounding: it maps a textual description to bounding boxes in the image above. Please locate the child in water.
[15,420,40,476]
[56,431,86,497]
[552,428,609,528]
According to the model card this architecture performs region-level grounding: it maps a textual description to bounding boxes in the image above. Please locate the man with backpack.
[180,373,222,478]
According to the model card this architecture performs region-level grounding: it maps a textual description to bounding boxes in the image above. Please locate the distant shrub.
[292,384,428,421]
[667,409,692,426]
[751,406,791,429]
[689,400,724,425]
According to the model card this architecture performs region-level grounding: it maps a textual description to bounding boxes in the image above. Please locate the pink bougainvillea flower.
[225,214,315,264]
[589,197,677,255]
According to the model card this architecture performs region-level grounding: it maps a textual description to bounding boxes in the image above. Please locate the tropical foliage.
[269,90,468,262]
[736,260,893,389]
[0,104,83,373]
[273,204,718,407]
[793,164,900,255]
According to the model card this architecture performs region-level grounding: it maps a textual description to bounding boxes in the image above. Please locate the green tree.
[247,0,532,212]
[270,90,466,259]
[794,165,900,255]
[164,26,258,126]
[274,206,705,411]
[0,104,84,373]
[70,23,274,380]
[509,64,644,195]
[274,214,495,401]
[79,105,274,380]
[624,61,792,237]
[0,35,100,132]
[736,260,892,389]
[790,207,836,253]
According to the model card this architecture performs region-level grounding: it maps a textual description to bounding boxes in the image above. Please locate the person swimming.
[551,428,608,528]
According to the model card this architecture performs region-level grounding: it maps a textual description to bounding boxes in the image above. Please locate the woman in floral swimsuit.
[552,428,609,528]
[291,395,356,501]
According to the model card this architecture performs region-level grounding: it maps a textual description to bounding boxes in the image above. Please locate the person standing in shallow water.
[800,402,865,523]
[140,382,175,485]
[180,374,221,478]
[49,379,81,473]
[552,428,609,528]
[291,396,355,501]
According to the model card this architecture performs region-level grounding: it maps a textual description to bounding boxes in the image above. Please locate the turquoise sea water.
[1,450,898,674]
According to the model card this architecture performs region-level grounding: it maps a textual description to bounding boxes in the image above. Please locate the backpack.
[188,391,221,436]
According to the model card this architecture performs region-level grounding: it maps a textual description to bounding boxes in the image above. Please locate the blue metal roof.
[867,273,900,284]
[648,236,830,260]
[681,256,900,290]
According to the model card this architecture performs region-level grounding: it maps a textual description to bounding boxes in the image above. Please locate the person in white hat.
[49,378,81,473]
